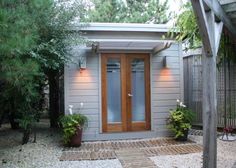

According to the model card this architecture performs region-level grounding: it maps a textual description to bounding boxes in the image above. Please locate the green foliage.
[217,33,236,65]
[22,0,86,71]
[19,114,36,131]
[0,0,44,124]
[29,0,86,128]
[172,1,236,65]
[0,0,85,142]
[59,114,88,145]
[167,100,195,138]
[0,59,42,132]
[169,2,201,50]
[82,0,171,24]
[0,0,39,57]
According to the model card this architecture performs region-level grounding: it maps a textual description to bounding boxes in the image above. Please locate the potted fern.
[60,113,88,146]
[167,100,195,141]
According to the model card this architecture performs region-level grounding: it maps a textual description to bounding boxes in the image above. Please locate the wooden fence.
[183,54,236,128]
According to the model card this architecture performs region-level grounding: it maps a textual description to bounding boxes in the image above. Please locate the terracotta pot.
[70,127,83,147]
[176,129,189,141]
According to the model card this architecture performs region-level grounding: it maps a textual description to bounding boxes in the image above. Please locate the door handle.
[128,93,133,97]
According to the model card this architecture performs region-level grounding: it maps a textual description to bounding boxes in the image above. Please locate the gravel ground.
[0,122,122,168]
[0,121,236,168]
[150,135,236,168]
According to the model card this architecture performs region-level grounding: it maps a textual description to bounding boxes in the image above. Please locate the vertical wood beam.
[191,0,223,168]
[202,48,217,168]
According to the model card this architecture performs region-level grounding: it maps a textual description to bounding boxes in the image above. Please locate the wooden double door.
[101,53,151,132]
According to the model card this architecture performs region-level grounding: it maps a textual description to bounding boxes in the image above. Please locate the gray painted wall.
[64,42,183,141]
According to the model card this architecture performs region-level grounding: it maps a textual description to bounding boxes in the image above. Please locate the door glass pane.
[131,59,145,122]
[107,58,121,123]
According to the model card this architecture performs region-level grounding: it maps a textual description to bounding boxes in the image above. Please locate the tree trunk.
[0,111,5,127]
[22,129,31,145]
[48,70,60,128]
[9,113,19,129]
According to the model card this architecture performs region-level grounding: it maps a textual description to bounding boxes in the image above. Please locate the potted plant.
[60,113,88,147]
[167,100,195,141]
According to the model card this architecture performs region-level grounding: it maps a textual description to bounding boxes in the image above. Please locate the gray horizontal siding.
[154,50,181,57]
[151,43,182,137]
[68,71,98,77]
[152,93,180,100]
[152,56,179,62]
[152,106,177,113]
[64,50,100,140]
[69,90,98,96]
[68,95,98,100]
[152,88,180,93]
[69,83,98,90]
[152,82,180,88]
[152,76,180,82]
[152,100,178,107]
[69,77,99,83]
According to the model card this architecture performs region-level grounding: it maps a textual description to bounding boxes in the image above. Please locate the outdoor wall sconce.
[78,56,86,71]
[163,56,167,68]
[92,43,99,53]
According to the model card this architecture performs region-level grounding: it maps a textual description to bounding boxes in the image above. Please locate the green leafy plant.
[167,100,195,139]
[59,114,88,145]
[167,2,201,50]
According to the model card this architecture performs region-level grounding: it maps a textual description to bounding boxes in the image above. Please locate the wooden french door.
[101,53,150,132]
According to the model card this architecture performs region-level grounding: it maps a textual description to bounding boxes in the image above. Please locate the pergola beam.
[219,0,236,5]
[191,0,213,55]
[214,22,223,52]
[203,0,236,37]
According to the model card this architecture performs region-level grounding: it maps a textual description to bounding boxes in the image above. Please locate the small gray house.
[64,23,183,141]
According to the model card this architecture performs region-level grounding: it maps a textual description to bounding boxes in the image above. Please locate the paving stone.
[59,137,202,165]
[115,149,156,168]
[142,144,202,157]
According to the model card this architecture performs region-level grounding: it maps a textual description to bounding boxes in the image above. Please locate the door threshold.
[100,130,154,134]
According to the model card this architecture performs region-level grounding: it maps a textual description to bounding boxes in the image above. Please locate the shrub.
[167,100,195,138]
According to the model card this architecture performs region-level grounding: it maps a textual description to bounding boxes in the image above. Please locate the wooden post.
[191,0,223,167]
[202,48,217,168]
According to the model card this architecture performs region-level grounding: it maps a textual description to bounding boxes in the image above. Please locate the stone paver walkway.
[116,149,156,168]
[59,138,202,168]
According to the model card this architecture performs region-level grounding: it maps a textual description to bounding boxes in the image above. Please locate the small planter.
[70,127,83,147]
[60,113,88,147]
[176,129,189,141]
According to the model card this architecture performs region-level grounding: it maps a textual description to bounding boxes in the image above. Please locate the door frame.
[101,53,151,132]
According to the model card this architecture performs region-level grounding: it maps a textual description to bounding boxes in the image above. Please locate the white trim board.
[73,23,171,33]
